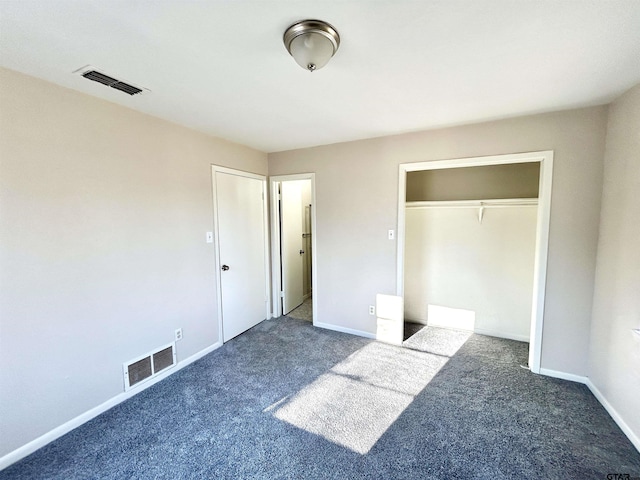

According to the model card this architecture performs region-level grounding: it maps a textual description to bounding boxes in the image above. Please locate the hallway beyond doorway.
[287,296,312,322]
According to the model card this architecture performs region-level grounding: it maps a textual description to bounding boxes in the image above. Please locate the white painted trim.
[210,165,266,181]
[0,341,223,471]
[269,179,281,318]
[270,173,315,182]
[397,150,553,374]
[585,379,640,453]
[211,166,225,344]
[527,152,553,374]
[401,151,550,171]
[211,165,271,343]
[269,174,317,326]
[538,368,588,384]
[262,179,272,321]
[396,165,407,297]
[404,319,531,343]
[314,321,376,339]
[310,176,317,325]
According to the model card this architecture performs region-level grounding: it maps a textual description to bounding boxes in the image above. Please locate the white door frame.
[270,173,317,324]
[211,165,271,343]
[396,151,554,373]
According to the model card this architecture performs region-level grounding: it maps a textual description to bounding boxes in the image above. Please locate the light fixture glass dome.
[284,20,340,72]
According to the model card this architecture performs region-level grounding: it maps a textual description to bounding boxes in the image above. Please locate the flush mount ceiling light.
[283,19,340,72]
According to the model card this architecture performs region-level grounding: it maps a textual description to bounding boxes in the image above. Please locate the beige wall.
[406,162,540,202]
[269,106,608,376]
[588,84,640,441]
[0,68,267,457]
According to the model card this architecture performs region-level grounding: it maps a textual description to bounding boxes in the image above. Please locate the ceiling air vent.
[73,65,149,96]
[123,342,176,391]
[110,81,143,96]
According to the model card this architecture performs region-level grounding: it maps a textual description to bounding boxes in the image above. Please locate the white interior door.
[281,181,304,314]
[215,170,267,342]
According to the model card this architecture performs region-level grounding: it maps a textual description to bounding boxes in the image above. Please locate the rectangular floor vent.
[123,342,176,391]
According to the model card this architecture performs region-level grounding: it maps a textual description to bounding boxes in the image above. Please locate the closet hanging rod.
[406,198,538,209]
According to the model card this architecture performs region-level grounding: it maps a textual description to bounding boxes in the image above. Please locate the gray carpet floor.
[2,317,639,479]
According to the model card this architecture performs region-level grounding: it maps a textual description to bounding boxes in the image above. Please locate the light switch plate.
[388,229,395,240]
[206,232,213,243]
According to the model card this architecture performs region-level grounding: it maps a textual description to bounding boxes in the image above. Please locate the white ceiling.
[1,1,639,153]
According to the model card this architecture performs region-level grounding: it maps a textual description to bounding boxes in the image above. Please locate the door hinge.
[280,291,285,298]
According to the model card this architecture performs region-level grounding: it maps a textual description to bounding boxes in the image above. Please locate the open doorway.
[396,152,553,373]
[270,174,317,324]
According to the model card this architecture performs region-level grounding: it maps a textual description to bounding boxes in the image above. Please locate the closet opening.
[396,152,553,373]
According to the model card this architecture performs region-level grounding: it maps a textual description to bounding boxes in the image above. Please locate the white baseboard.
[0,341,223,471]
[473,328,530,343]
[404,320,530,343]
[585,379,640,453]
[315,321,529,343]
[314,321,376,339]
[538,368,588,384]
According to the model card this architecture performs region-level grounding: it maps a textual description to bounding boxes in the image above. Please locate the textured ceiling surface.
[1,0,639,152]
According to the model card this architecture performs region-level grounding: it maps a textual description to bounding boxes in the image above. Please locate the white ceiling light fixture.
[283,19,340,72]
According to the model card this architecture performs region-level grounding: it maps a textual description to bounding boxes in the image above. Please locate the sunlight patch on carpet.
[270,341,455,454]
[403,326,473,357]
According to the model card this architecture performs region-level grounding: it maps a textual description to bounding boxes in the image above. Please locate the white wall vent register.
[123,343,176,390]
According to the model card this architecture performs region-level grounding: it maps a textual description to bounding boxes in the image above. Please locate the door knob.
[299,250,305,255]
[221,265,230,271]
